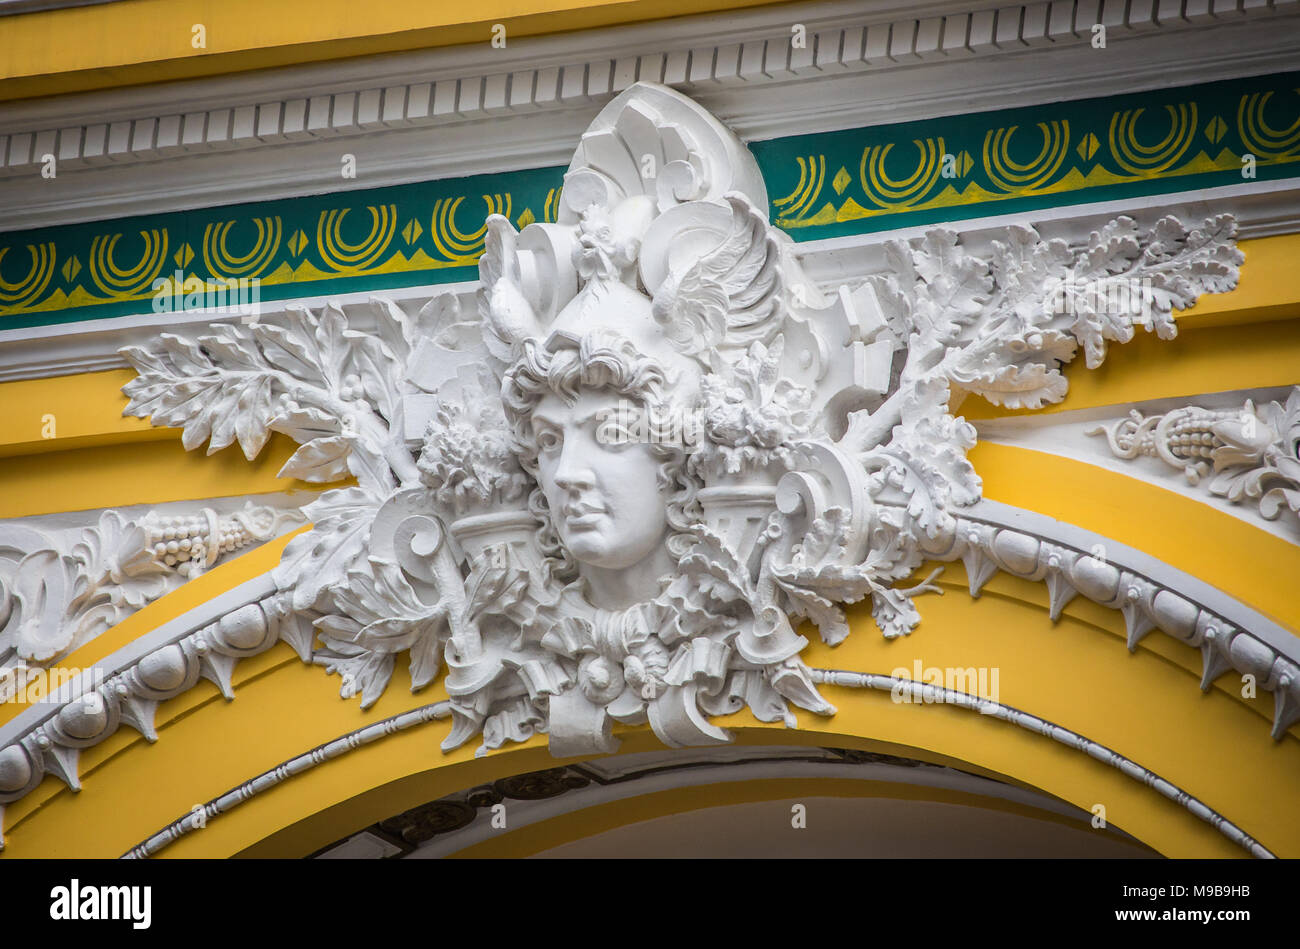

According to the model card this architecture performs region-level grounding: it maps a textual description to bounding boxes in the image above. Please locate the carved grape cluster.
[144,514,223,569]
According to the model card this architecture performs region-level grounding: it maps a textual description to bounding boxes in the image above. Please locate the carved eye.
[595,408,640,450]
[537,429,561,454]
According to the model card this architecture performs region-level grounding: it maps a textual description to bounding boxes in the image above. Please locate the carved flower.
[417,385,529,516]
[693,338,816,478]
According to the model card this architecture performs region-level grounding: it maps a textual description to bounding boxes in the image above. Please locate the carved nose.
[552,441,595,493]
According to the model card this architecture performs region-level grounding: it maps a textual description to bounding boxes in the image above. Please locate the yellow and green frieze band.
[1,71,1298,330]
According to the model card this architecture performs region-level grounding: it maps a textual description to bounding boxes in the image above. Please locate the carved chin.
[565,532,631,567]
[562,524,662,570]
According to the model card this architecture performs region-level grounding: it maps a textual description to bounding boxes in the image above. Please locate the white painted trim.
[3,179,1295,385]
[1,0,1298,229]
[0,572,274,752]
[968,497,1300,658]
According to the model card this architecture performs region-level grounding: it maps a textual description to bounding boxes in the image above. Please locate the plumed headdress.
[477,82,889,433]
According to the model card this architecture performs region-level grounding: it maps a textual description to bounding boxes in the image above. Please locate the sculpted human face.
[531,389,669,575]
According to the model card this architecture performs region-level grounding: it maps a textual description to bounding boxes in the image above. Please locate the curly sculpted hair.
[500,329,699,583]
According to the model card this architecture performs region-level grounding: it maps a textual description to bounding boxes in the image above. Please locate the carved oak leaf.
[870,584,926,639]
[1065,215,1242,368]
[1067,295,1136,369]
[947,328,1076,410]
[1144,215,1242,298]
[988,226,1074,307]
[867,414,979,539]
[1079,215,1143,275]
[665,527,752,640]
[274,487,377,613]
[315,559,448,704]
[906,229,991,342]
[860,510,926,583]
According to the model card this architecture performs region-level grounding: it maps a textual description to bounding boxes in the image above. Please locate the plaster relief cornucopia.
[0,504,302,671]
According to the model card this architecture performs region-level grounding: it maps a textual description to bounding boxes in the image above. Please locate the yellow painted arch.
[443,776,1157,858]
[0,231,1295,859]
[2,520,1295,859]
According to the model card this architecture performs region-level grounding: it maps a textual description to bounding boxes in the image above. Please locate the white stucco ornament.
[1088,386,1300,531]
[117,82,1244,758]
[0,504,301,669]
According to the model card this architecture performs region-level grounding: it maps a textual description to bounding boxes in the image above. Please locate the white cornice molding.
[1,0,1298,230]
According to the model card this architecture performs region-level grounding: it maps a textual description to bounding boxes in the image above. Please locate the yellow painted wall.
[0,0,785,100]
[1,222,1296,859]
[2,546,1292,859]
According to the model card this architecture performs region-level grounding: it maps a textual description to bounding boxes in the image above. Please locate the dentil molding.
[2,0,1299,229]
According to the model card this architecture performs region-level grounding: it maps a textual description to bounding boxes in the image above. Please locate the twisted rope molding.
[808,669,1272,859]
[118,672,1270,859]
[121,701,451,859]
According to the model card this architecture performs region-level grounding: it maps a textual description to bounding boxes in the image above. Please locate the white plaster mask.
[530,388,672,582]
